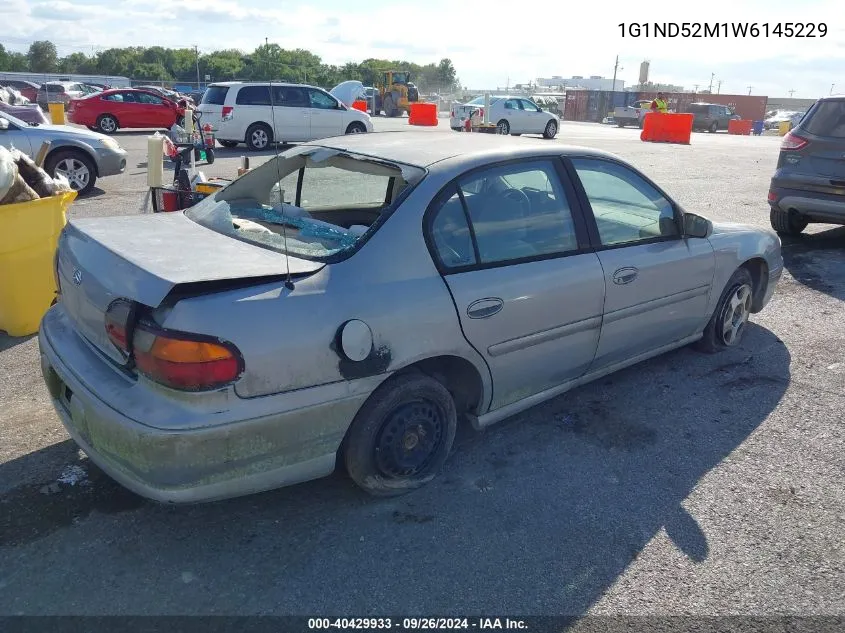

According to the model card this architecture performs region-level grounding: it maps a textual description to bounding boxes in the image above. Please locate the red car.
[68,88,187,134]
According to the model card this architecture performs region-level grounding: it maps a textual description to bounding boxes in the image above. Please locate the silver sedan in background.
[0,110,127,194]
[39,133,782,503]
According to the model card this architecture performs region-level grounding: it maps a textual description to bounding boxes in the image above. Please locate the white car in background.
[449,95,559,138]
[197,81,374,151]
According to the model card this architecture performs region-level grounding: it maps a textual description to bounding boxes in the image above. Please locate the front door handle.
[467,298,504,319]
[612,267,639,285]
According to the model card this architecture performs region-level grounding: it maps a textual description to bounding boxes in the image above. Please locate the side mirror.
[683,212,712,239]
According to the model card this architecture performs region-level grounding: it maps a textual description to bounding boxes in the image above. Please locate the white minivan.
[197,82,374,151]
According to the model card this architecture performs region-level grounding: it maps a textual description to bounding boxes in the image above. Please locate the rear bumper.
[38,305,377,504]
[769,183,845,223]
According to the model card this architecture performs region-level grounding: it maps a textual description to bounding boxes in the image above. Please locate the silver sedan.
[39,133,782,503]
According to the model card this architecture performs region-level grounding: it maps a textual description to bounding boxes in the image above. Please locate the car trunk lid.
[57,212,323,364]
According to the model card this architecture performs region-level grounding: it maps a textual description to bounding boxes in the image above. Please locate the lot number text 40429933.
[618,23,827,38]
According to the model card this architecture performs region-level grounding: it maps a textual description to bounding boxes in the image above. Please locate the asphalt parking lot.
[1,118,844,618]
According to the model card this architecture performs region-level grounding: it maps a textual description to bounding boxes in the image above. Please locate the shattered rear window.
[185,146,426,261]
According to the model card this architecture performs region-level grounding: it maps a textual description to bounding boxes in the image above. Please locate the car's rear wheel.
[218,140,239,148]
[770,208,808,235]
[97,114,118,134]
[46,149,96,196]
[543,119,558,139]
[695,267,754,353]
[245,123,272,151]
[343,372,457,497]
[345,121,367,134]
[496,119,510,135]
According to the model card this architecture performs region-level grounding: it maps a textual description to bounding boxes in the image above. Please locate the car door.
[268,85,310,142]
[138,91,176,128]
[426,158,605,411]
[0,114,34,155]
[567,157,715,370]
[501,98,523,132]
[519,99,546,134]
[110,91,142,127]
[307,87,345,139]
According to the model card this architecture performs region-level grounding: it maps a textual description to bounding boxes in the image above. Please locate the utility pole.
[693,84,699,93]
[612,55,619,92]
[194,45,200,90]
[717,79,722,94]
[747,85,752,95]
[708,73,715,93]
[831,84,836,95]
[788,89,796,98]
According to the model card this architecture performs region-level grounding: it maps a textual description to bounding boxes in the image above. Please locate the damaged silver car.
[39,133,783,503]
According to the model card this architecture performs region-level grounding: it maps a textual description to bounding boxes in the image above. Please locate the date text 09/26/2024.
[618,22,827,38]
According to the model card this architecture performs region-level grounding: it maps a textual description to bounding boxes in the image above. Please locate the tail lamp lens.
[781,132,808,151]
[105,298,135,356]
[132,325,242,391]
[222,106,234,121]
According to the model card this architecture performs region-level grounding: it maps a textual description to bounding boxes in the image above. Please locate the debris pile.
[0,145,72,205]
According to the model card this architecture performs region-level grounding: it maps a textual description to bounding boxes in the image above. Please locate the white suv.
[197,82,374,151]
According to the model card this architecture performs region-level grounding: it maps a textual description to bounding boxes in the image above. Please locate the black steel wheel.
[343,372,457,497]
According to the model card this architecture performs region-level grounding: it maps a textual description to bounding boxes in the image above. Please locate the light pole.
[747,85,752,95]
[716,79,723,94]
[194,45,200,90]
[831,84,836,95]
[612,55,621,92]
[708,73,715,93]
[788,89,796,98]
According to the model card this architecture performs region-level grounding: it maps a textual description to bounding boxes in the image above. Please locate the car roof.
[302,131,617,169]
[209,81,324,90]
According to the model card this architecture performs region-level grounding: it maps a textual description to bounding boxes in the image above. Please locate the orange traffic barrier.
[728,119,753,135]
[352,100,368,112]
[409,102,438,126]
[640,112,693,145]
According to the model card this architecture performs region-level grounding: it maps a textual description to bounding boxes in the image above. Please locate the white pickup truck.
[613,99,655,128]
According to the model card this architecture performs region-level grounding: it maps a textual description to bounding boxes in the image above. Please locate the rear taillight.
[781,131,808,151]
[768,190,777,202]
[222,106,234,121]
[132,323,243,391]
[104,298,135,357]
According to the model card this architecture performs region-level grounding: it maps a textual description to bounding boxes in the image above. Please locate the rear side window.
[47,85,64,94]
[202,86,229,105]
[236,85,272,106]
[802,101,845,138]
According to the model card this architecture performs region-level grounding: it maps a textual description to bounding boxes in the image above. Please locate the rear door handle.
[613,267,639,285]
[467,298,503,319]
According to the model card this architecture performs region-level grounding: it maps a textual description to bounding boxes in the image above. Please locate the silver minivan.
[197,81,374,151]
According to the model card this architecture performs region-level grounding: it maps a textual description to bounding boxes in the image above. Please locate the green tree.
[200,49,245,82]
[27,40,58,73]
[436,58,457,92]
[131,62,172,82]
[59,52,96,74]
[0,44,9,70]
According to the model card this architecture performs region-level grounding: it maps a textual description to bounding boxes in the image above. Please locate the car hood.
[26,123,113,143]
[330,80,366,107]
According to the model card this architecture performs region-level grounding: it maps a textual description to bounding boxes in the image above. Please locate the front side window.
[308,89,338,110]
[137,92,163,105]
[521,99,540,112]
[571,158,678,247]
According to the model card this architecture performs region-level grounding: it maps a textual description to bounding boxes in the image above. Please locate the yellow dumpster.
[778,120,791,136]
[48,103,66,125]
[0,191,76,337]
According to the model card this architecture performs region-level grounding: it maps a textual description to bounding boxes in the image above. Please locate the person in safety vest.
[650,93,669,113]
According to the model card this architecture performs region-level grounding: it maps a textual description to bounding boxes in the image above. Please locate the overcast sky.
[2,0,843,97]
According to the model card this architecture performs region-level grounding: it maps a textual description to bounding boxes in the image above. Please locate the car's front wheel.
[770,208,808,235]
[345,121,367,134]
[46,149,97,196]
[695,267,755,353]
[343,372,457,497]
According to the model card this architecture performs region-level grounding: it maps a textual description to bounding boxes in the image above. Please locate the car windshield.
[185,146,426,262]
